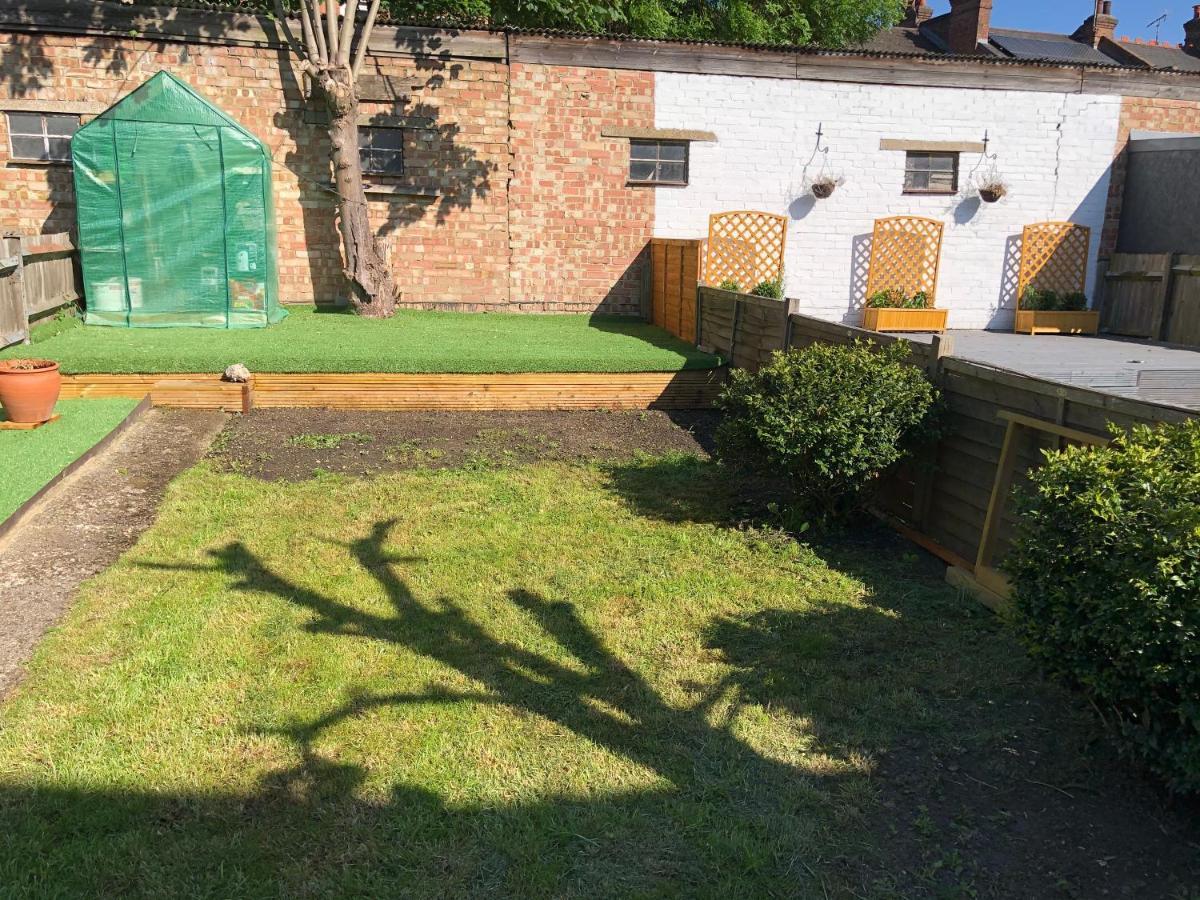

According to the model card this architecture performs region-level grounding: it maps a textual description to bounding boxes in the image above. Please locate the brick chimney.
[901,0,934,28]
[1185,4,1200,50]
[1073,0,1118,48]
[948,0,993,54]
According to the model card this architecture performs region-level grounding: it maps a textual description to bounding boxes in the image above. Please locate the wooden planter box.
[863,307,949,333]
[1014,310,1100,335]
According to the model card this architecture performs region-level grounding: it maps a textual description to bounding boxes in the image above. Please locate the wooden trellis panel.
[704,211,787,290]
[1016,222,1090,305]
[865,216,945,304]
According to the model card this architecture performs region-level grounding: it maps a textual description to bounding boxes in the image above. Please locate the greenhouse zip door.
[72,71,286,328]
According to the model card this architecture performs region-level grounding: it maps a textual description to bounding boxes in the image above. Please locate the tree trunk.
[316,68,397,318]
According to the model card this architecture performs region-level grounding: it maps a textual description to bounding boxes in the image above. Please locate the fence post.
[783,298,800,350]
[1154,252,1179,342]
[0,234,29,346]
[911,333,953,532]
[729,295,743,367]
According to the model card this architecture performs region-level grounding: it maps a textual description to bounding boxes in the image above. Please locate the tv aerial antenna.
[1147,12,1168,43]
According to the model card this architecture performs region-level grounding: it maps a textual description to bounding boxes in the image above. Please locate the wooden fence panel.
[1166,255,1200,347]
[697,286,789,371]
[21,234,79,318]
[1101,252,1172,338]
[649,238,702,343]
[0,232,80,349]
[783,312,1193,594]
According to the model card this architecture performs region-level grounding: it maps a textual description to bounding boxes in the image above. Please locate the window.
[6,112,79,163]
[903,151,958,194]
[628,140,688,186]
[359,126,404,176]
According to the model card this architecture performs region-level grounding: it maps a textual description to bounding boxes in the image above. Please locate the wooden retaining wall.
[649,238,703,343]
[785,313,1194,601]
[59,371,726,411]
[697,286,790,371]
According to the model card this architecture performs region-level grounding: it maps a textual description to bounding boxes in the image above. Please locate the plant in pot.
[1016,286,1099,335]
[0,358,62,424]
[810,174,844,200]
[862,288,948,333]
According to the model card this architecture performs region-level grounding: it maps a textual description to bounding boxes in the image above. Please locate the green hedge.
[714,341,937,519]
[1005,420,1200,794]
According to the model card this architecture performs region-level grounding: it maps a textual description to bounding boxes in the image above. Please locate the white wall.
[653,73,1122,330]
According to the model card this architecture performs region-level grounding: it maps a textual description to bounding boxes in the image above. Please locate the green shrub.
[1021,287,1089,312]
[1005,420,1200,794]
[750,278,784,299]
[715,341,938,519]
[867,289,930,310]
[717,279,742,292]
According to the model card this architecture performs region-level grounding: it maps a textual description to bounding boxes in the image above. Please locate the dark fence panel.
[697,286,789,371]
[784,312,1193,598]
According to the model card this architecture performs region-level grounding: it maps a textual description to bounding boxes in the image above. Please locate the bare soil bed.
[207,408,719,479]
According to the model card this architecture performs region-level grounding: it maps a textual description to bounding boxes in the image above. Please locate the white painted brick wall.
[654,73,1122,330]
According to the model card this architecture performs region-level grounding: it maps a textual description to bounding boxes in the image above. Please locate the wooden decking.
[59,371,726,411]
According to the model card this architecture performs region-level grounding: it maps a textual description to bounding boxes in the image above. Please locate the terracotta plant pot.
[811,181,837,200]
[979,186,1007,203]
[0,359,62,424]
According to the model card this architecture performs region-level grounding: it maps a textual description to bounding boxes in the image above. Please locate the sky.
[924,0,1194,42]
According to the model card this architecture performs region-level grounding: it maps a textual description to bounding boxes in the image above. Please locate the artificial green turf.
[2,307,719,374]
[0,398,140,522]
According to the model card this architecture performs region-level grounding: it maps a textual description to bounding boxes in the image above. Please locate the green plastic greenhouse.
[72,71,286,328]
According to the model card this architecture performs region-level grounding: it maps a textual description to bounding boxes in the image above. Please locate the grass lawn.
[0,307,719,375]
[4,446,1173,899]
[0,398,140,522]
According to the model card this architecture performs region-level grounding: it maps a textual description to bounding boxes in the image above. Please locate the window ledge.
[882,138,985,153]
[604,127,716,142]
[627,180,689,188]
[902,189,959,196]
[363,183,438,198]
[7,157,71,167]
[319,180,437,199]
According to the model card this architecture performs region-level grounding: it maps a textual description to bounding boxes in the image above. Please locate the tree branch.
[297,0,321,63]
[307,0,329,62]
[336,0,358,66]
[351,0,381,80]
[272,0,315,73]
[324,0,340,63]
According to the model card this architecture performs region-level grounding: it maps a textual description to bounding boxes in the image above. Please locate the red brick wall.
[1101,96,1200,256]
[0,35,651,314]
[508,64,655,316]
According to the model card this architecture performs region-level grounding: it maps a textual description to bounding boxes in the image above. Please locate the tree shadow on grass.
[0,521,895,897]
[603,452,1200,897]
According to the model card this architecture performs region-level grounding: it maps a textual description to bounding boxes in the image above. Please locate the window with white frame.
[628,140,688,186]
[6,112,79,163]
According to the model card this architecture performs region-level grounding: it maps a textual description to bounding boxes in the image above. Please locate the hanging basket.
[979,184,1007,204]
[811,181,837,200]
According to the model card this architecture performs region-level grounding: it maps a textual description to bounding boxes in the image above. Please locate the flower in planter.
[866,289,930,310]
[1022,287,1088,311]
